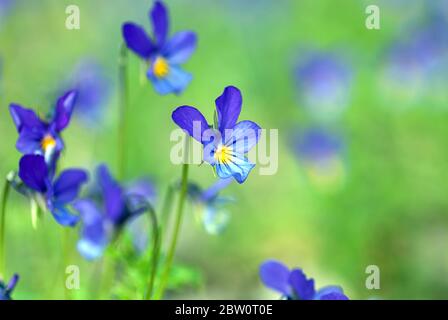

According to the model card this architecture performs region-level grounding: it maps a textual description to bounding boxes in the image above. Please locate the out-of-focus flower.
[18,154,88,227]
[122,1,197,95]
[9,91,77,165]
[294,128,345,191]
[63,59,111,126]
[260,260,349,300]
[0,0,13,23]
[0,274,19,300]
[188,178,233,235]
[294,51,352,121]
[172,86,261,183]
[74,165,155,260]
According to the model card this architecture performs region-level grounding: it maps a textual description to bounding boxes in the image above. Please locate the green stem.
[155,163,189,299]
[0,176,11,281]
[118,43,129,180]
[144,205,159,300]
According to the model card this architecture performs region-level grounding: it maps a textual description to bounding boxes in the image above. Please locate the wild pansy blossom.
[74,165,155,260]
[18,154,88,226]
[0,274,19,300]
[188,178,233,235]
[122,1,197,95]
[294,51,352,121]
[260,260,349,300]
[172,86,261,183]
[9,91,77,165]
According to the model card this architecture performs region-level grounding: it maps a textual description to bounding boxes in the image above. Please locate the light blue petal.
[77,238,106,260]
[215,152,255,184]
[224,120,261,154]
[147,64,192,95]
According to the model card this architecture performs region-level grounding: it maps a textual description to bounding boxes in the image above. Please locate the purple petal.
[122,23,154,59]
[319,292,349,300]
[50,204,79,227]
[9,103,46,133]
[224,120,261,154]
[150,1,169,46]
[289,269,316,300]
[16,129,44,154]
[200,178,233,202]
[97,165,125,224]
[315,286,348,300]
[53,169,88,204]
[126,178,156,202]
[259,260,292,296]
[215,86,242,133]
[18,155,49,193]
[147,64,192,95]
[6,274,19,293]
[163,31,197,64]
[54,90,77,132]
[172,106,210,143]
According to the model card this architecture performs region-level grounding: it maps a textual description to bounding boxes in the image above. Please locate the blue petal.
[50,203,79,227]
[163,31,197,64]
[172,106,210,144]
[147,64,192,95]
[97,165,125,224]
[16,128,44,155]
[215,152,255,184]
[122,23,154,59]
[18,155,49,192]
[150,1,169,46]
[314,286,348,300]
[224,120,261,154]
[289,269,316,300]
[9,103,46,133]
[53,90,77,132]
[53,169,88,204]
[259,260,292,297]
[319,292,349,300]
[200,178,233,202]
[215,86,242,133]
[6,274,19,293]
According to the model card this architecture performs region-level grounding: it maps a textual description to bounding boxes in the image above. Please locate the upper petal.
[289,269,316,300]
[53,169,88,204]
[97,165,125,224]
[150,1,169,46]
[215,86,242,133]
[9,103,46,133]
[163,31,197,64]
[224,120,261,154]
[54,90,77,132]
[259,260,292,297]
[122,22,154,59]
[172,106,210,143]
[18,155,49,193]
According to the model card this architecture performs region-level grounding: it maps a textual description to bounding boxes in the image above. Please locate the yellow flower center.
[214,145,232,164]
[41,134,56,152]
[153,56,169,78]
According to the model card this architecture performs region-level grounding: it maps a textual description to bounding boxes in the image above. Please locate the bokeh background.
[1,0,448,299]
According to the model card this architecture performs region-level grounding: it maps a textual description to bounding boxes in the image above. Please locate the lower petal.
[215,153,255,184]
[51,204,79,227]
[147,64,192,95]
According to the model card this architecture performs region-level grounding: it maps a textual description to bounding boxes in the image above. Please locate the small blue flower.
[260,260,349,300]
[74,165,155,260]
[18,154,88,227]
[294,51,352,120]
[188,178,233,235]
[0,274,19,300]
[122,1,197,95]
[172,86,261,184]
[9,91,77,165]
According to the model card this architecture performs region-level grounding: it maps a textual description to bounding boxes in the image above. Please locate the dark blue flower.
[172,86,261,183]
[294,51,352,120]
[188,178,233,234]
[74,165,155,260]
[0,274,19,300]
[260,260,349,300]
[18,154,88,227]
[122,1,197,95]
[9,91,77,165]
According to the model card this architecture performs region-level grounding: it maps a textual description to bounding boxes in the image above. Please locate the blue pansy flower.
[122,1,197,95]
[260,260,349,300]
[9,91,77,165]
[18,154,88,227]
[294,51,352,121]
[74,165,155,260]
[188,178,233,235]
[0,274,19,300]
[172,86,261,183]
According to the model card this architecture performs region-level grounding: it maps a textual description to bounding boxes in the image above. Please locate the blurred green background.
[1,0,448,299]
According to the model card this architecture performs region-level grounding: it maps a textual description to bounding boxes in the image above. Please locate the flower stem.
[155,163,189,299]
[144,205,159,300]
[0,175,11,281]
[118,43,129,180]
